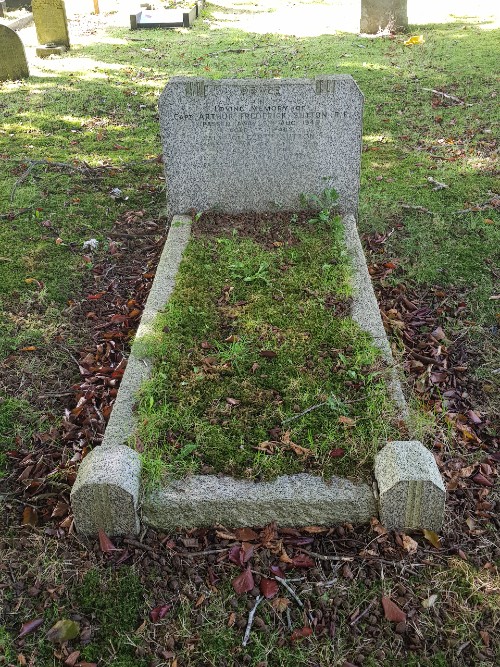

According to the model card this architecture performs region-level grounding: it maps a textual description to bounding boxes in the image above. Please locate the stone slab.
[32,0,70,47]
[100,216,192,449]
[159,76,363,215]
[4,12,33,30]
[70,445,141,536]
[374,441,445,531]
[0,24,29,81]
[143,474,376,530]
[360,0,408,34]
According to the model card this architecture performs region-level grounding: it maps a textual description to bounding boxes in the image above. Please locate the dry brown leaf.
[401,534,418,554]
[381,596,406,623]
[338,415,356,427]
[423,529,441,549]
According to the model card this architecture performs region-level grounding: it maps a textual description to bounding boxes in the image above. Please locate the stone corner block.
[70,445,141,537]
[375,441,445,532]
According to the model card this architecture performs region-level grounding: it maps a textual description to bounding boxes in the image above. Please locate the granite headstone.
[360,0,408,34]
[159,76,363,215]
[0,24,29,81]
[32,0,70,48]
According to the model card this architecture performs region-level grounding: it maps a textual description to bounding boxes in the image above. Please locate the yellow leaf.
[484,219,494,224]
[404,35,425,46]
[423,529,441,549]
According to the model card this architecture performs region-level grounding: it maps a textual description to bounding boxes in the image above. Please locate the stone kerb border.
[0,13,34,31]
[71,214,445,536]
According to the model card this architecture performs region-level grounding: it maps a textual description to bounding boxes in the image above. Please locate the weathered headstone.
[0,24,29,81]
[0,1,7,19]
[159,76,363,215]
[32,0,70,56]
[360,0,408,34]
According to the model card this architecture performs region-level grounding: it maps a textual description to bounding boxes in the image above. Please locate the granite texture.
[100,216,191,449]
[160,76,363,215]
[143,474,376,530]
[0,24,29,81]
[70,445,141,536]
[360,0,408,34]
[343,214,408,416]
[374,441,445,531]
[32,0,69,47]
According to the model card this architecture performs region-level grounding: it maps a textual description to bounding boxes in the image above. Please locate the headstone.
[0,24,29,81]
[32,0,70,48]
[130,5,198,30]
[360,0,408,34]
[0,2,6,18]
[160,76,363,215]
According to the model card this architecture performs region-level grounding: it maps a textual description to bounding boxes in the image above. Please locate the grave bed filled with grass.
[136,210,400,483]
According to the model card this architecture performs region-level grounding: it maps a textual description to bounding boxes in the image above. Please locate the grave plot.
[71,76,445,537]
[136,210,400,483]
[130,1,204,30]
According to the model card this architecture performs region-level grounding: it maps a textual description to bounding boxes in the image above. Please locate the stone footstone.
[375,441,445,531]
[360,0,408,34]
[0,24,29,81]
[32,0,70,48]
[70,445,141,536]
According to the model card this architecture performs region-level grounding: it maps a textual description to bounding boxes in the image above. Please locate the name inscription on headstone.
[160,76,363,214]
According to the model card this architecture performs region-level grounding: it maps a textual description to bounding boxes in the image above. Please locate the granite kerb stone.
[70,211,434,536]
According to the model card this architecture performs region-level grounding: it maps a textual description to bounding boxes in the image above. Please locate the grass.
[137,212,400,481]
[0,2,499,664]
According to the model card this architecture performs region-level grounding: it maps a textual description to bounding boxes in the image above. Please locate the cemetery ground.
[0,2,499,665]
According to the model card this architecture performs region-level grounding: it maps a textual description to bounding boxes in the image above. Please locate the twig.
[427,176,448,191]
[282,401,327,424]
[242,595,263,647]
[299,550,354,562]
[176,548,229,557]
[422,88,464,104]
[350,599,376,626]
[275,576,314,623]
[401,204,434,215]
[208,44,270,57]
[124,538,156,554]
[0,206,34,220]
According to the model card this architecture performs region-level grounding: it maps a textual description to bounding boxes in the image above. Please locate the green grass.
[137,212,399,480]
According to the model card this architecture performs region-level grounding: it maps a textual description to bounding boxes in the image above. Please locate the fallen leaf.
[329,448,345,458]
[64,651,81,667]
[270,565,285,578]
[472,473,493,487]
[422,594,438,609]
[338,415,355,427]
[480,630,490,647]
[228,542,254,566]
[227,612,236,627]
[290,627,312,641]
[235,527,259,542]
[98,529,117,553]
[381,597,406,623]
[226,397,240,406]
[290,554,315,569]
[259,350,277,359]
[272,597,290,613]
[302,526,329,534]
[423,529,441,549]
[404,35,425,46]
[22,506,38,527]
[401,534,418,554]
[20,346,37,352]
[46,619,80,643]
[150,604,172,622]
[232,567,254,595]
[260,578,279,599]
[18,618,44,639]
[370,517,388,536]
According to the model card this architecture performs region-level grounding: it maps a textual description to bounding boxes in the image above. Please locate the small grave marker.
[0,24,29,81]
[130,1,203,30]
[32,0,70,57]
[360,0,408,34]
[159,76,364,215]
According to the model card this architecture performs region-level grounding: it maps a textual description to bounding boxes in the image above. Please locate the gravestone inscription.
[32,0,70,48]
[159,76,363,215]
[0,24,29,81]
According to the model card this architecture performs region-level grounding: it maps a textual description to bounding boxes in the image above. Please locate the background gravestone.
[0,24,29,81]
[360,0,408,34]
[160,76,363,215]
[32,0,69,49]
